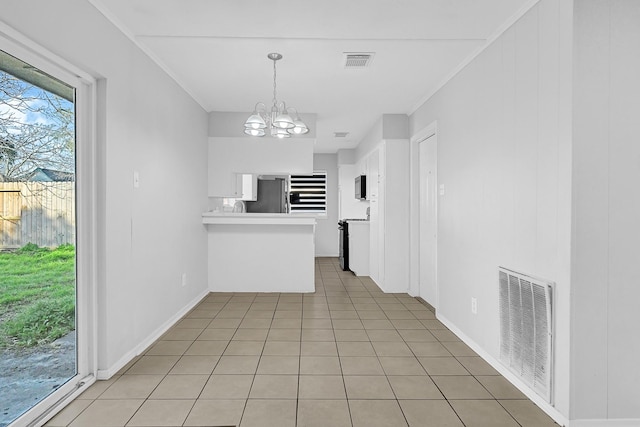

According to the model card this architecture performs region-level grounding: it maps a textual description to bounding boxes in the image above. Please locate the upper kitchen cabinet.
[234,173,258,201]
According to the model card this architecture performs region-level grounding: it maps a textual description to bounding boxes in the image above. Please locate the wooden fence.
[0,182,75,249]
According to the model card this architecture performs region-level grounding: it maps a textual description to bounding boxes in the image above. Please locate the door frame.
[409,121,438,307]
[418,133,437,307]
[0,22,98,427]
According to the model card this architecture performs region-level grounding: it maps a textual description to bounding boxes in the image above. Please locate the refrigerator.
[245,178,288,213]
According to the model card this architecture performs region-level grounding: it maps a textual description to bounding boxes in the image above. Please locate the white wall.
[207,136,314,197]
[336,149,355,165]
[355,114,409,161]
[208,111,316,139]
[0,0,210,375]
[572,0,640,420]
[337,149,369,220]
[338,164,369,219]
[355,118,384,161]
[314,154,339,256]
[409,0,573,422]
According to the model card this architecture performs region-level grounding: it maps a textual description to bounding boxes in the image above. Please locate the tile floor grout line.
[178,400,198,427]
[336,270,355,427]
[47,258,559,427]
[493,398,527,427]
[119,341,183,427]
[236,291,276,427]
[295,290,304,427]
[168,292,235,426]
[179,294,241,426]
[444,398,469,427]
[339,266,364,427]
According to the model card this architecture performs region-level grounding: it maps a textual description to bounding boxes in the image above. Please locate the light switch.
[439,184,445,196]
[133,171,140,188]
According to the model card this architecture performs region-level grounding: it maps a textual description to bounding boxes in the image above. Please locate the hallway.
[46,258,558,426]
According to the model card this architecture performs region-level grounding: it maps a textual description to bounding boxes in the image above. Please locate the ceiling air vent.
[334,132,349,138]
[344,53,374,68]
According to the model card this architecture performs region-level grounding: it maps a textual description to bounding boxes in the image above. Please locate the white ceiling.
[90,0,532,153]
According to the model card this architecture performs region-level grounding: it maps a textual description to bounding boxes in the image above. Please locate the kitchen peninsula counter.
[202,212,317,225]
[202,212,316,293]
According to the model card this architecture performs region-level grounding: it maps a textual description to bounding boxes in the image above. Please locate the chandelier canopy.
[244,53,308,138]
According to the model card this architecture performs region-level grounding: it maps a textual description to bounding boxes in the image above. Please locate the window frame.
[0,22,98,427]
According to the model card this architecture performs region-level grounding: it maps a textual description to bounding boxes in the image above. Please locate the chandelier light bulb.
[290,119,309,135]
[273,112,295,129]
[272,127,291,138]
[244,110,267,130]
[244,128,266,137]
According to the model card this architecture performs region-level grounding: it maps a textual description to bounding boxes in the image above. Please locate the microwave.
[355,175,367,200]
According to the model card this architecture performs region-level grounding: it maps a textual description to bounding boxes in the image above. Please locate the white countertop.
[202,212,317,225]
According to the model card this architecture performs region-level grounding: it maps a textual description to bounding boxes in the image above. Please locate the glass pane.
[0,49,76,426]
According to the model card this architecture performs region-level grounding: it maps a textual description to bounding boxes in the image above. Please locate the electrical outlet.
[471,297,478,314]
[181,273,187,287]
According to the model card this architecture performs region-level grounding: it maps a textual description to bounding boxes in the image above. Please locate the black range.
[338,219,368,271]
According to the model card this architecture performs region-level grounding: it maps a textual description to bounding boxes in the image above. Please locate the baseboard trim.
[415,296,436,312]
[97,289,209,380]
[437,314,569,427]
[570,420,640,427]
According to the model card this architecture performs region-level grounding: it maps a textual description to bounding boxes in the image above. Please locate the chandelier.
[244,53,309,138]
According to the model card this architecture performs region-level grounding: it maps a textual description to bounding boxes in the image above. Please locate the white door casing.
[419,133,437,308]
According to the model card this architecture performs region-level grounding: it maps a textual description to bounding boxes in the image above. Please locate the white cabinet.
[235,173,258,201]
[381,140,410,293]
[213,173,257,199]
[348,221,370,276]
[366,141,410,293]
[367,148,382,284]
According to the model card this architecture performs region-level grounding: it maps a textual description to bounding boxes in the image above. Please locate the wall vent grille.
[499,267,554,403]
[344,53,374,68]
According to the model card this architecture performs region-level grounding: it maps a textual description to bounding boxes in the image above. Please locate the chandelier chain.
[272,58,277,108]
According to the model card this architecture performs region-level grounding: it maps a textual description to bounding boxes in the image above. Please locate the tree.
[0,70,74,180]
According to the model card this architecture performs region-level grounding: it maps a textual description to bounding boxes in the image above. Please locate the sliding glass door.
[0,36,95,427]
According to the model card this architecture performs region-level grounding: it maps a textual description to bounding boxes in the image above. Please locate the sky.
[0,70,75,177]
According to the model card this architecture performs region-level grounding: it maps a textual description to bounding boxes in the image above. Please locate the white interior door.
[419,135,437,307]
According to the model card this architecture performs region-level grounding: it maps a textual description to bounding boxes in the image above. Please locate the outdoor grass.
[0,244,75,348]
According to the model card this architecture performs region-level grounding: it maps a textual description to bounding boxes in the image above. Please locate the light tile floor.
[46,258,559,427]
